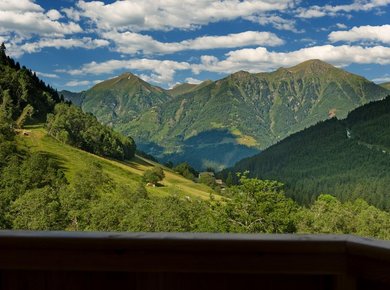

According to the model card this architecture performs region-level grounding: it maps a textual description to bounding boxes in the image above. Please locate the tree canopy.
[143,167,165,185]
[47,103,136,160]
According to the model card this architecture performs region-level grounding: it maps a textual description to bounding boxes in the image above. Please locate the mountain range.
[62,60,389,170]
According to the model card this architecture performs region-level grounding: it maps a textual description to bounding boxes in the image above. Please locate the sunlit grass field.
[17,125,216,199]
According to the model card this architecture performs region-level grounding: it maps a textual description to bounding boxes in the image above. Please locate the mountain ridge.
[65,59,389,170]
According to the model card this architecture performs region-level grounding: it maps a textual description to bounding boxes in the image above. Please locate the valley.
[0,41,389,239]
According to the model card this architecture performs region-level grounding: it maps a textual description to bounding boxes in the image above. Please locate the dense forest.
[0,44,389,239]
[224,96,390,210]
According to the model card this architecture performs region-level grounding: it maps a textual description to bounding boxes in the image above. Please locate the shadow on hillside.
[35,151,69,172]
[138,129,261,171]
[119,156,154,170]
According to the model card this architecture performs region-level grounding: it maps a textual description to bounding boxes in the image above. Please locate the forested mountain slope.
[225,96,390,210]
[0,46,62,123]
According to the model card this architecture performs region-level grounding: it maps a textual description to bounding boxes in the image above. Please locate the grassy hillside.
[380,82,390,90]
[17,125,215,199]
[225,96,390,210]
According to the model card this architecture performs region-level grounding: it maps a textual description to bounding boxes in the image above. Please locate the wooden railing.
[0,232,389,289]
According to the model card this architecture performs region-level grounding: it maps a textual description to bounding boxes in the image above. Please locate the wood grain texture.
[0,232,389,290]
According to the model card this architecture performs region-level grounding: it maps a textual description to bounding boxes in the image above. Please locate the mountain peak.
[91,71,157,93]
[118,72,139,80]
[233,70,250,75]
[297,59,333,66]
[230,70,251,80]
[288,59,335,74]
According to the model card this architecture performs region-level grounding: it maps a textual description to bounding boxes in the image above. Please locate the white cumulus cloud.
[64,44,390,88]
[296,0,390,18]
[46,9,62,21]
[185,77,203,84]
[76,0,296,31]
[64,79,103,87]
[0,0,43,12]
[336,23,347,29]
[8,37,109,57]
[372,74,390,83]
[35,71,59,78]
[246,15,302,33]
[103,30,283,55]
[65,58,192,84]
[194,45,390,74]
[0,0,82,36]
[329,25,390,44]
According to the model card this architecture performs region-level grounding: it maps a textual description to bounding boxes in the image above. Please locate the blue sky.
[1,0,389,91]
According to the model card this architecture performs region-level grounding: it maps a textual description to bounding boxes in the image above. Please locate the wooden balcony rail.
[0,232,389,290]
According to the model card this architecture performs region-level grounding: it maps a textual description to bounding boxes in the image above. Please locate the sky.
[0,0,389,92]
